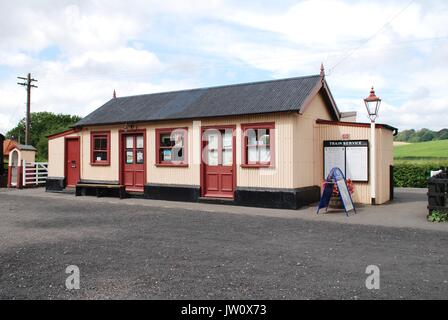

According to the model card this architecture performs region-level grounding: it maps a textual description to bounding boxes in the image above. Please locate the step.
[198,196,235,205]
[126,191,145,199]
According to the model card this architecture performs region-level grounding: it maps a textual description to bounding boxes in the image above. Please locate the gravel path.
[0,193,447,299]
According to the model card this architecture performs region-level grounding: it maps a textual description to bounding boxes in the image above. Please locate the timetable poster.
[323,140,369,182]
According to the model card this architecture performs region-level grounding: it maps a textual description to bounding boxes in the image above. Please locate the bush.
[428,210,448,223]
[394,162,446,188]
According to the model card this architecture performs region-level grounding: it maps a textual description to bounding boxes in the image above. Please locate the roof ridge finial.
[113,89,117,99]
[320,63,325,77]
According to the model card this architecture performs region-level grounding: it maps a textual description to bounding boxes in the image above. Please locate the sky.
[0,0,447,134]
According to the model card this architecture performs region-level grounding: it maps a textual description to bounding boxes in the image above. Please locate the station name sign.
[324,140,368,147]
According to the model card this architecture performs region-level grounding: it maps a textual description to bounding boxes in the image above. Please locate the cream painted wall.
[201,113,295,189]
[145,120,199,185]
[47,133,80,177]
[71,120,198,185]
[121,114,294,189]
[377,128,394,204]
[20,150,36,163]
[291,90,394,204]
[8,148,36,166]
[293,92,333,188]
[314,123,394,204]
[79,127,120,182]
[48,113,296,189]
[48,137,63,177]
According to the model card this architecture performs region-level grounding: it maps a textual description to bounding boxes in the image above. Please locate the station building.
[46,71,396,209]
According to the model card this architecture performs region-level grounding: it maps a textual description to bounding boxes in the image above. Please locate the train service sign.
[324,140,369,182]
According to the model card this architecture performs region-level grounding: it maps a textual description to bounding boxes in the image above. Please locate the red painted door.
[123,134,145,192]
[202,128,235,198]
[65,138,80,187]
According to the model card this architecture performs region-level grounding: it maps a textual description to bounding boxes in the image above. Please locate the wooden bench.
[75,183,127,199]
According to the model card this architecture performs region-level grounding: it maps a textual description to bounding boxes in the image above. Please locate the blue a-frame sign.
[317,167,356,216]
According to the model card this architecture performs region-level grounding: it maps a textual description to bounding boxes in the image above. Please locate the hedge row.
[394,163,446,188]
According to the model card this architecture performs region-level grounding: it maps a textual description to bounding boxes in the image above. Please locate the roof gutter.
[316,119,398,134]
[46,128,81,140]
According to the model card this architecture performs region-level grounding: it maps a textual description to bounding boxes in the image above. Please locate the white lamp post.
[364,87,381,205]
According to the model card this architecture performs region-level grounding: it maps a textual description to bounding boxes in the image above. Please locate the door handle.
[71,160,76,168]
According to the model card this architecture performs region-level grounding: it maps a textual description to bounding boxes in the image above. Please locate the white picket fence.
[22,160,48,187]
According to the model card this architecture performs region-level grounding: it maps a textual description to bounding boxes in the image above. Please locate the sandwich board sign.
[317,167,356,216]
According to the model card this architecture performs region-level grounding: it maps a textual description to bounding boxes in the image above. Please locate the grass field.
[394,140,448,162]
[393,140,448,187]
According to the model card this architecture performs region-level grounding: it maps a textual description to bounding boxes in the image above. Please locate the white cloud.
[0,52,34,68]
[207,0,448,129]
[229,0,395,46]
[68,47,164,77]
[0,0,447,134]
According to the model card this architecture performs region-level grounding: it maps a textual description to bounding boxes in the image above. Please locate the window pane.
[94,151,107,161]
[222,130,232,148]
[248,146,259,163]
[136,135,144,148]
[101,137,107,150]
[258,129,270,146]
[162,149,172,161]
[126,136,133,148]
[172,132,184,147]
[136,150,144,164]
[222,149,233,166]
[94,137,107,150]
[126,150,133,164]
[172,147,184,161]
[259,146,271,163]
[247,129,257,145]
[207,132,219,150]
[207,150,218,166]
[94,138,101,150]
[160,133,172,147]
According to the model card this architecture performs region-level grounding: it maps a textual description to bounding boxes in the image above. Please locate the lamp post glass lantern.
[364,86,381,205]
[364,87,381,121]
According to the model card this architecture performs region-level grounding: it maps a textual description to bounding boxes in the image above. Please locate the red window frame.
[90,131,111,166]
[155,127,188,167]
[241,122,275,168]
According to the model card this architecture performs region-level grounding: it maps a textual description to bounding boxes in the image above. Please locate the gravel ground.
[0,193,447,300]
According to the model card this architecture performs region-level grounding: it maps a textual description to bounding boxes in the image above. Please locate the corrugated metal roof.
[76,75,323,126]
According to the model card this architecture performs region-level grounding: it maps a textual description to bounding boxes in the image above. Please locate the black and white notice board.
[323,140,369,182]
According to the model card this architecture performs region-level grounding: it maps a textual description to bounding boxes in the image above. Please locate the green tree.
[420,130,435,142]
[394,128,448,142]
[411,128,433,142]
[436,129,448,140]
[395,129,415,142]
[6,112,81,161]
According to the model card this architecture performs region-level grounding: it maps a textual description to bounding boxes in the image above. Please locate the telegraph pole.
[17,73,38,145]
